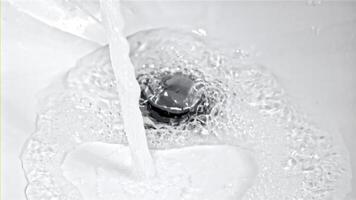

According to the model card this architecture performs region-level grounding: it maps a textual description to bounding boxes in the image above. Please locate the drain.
[139,72,206,125]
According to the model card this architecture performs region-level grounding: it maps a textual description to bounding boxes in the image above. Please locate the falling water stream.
[99,0,155,178]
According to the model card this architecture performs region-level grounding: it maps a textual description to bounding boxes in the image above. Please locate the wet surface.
[19,28,352,200]
[3,2,356,200]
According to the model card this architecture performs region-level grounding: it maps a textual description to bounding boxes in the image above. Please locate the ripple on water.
[21,28,351,200]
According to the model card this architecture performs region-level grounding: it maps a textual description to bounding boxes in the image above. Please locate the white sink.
[2,1,355,199]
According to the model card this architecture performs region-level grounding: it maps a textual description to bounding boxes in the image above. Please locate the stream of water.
[99,0,155,178]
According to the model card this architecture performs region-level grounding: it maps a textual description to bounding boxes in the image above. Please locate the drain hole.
[139,72,207,125]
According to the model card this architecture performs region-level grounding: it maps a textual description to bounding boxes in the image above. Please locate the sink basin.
[2,1,355,199]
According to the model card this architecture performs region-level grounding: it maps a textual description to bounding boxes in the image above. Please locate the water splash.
[21,28,351,200]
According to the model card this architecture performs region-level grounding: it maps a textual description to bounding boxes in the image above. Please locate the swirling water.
[21,28,351,200]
